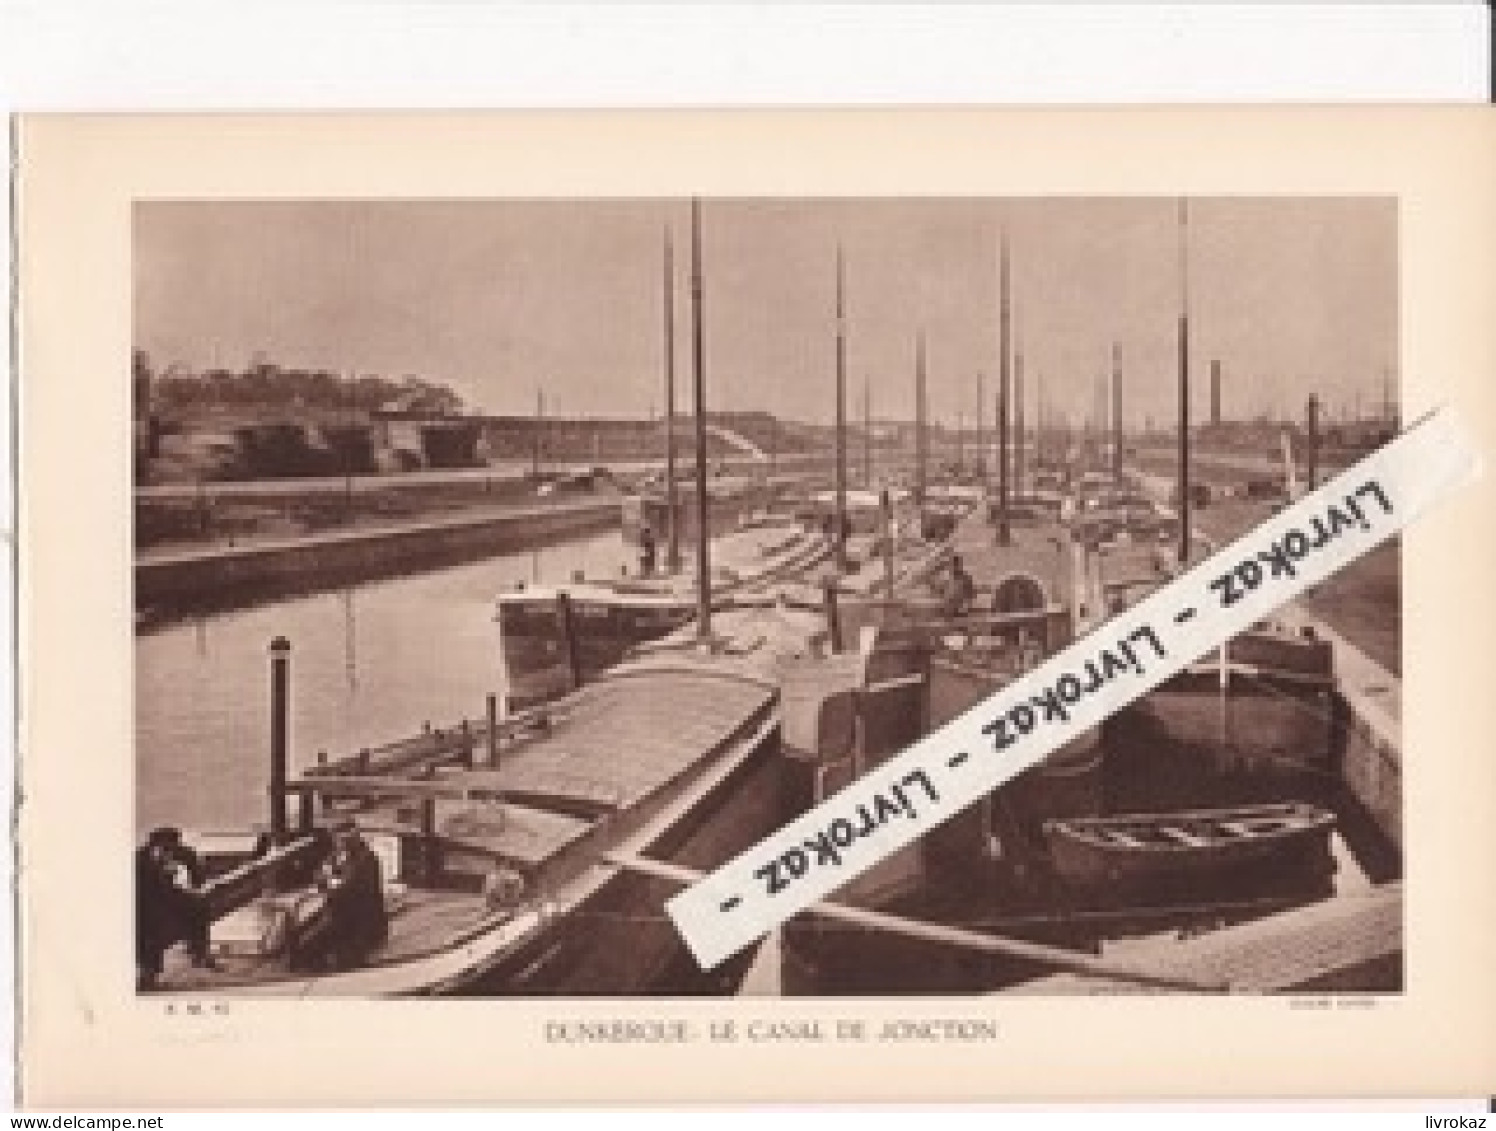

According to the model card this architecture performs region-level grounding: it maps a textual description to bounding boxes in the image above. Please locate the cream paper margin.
[15,109,1496,1107]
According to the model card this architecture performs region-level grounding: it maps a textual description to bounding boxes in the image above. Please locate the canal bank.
[136,496,623,620]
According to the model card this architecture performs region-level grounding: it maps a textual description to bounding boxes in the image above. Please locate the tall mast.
[1176,199,1192,567]
[975,368,986,478]
[1112,342,1123,485]
[1097,374,1107,449]
[1306,392,1321,491]
[690,198,712,640]
[533,388,544,478]
[862,375,872,488]
[997,229,1011,546]
[663,227,681,573]
[834,245,848,572]
[914,331,927,507]
[1015,343,1026,499]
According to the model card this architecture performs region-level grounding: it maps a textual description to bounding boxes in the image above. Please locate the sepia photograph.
[131,194,1403,999]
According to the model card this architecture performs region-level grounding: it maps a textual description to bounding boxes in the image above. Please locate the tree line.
[133,350,466,417]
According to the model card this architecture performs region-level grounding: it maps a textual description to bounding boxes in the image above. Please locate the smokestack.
[1210,359,1222,427]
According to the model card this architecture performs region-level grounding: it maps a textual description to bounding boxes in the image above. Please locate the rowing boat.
[1043,802,1337,893]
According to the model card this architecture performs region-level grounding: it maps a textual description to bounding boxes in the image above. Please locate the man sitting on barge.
[639,525,658,577]
[314,822,389,970]
[135,826,216,989]
[943,554,977,619]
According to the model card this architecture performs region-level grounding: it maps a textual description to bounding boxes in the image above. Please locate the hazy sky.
[135,197,1396,428]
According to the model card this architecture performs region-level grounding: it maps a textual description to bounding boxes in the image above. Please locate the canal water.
[135,530,632,837]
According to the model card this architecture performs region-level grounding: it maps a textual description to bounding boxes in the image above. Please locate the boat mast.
[663,227,681,573]
[1176,198,1192,568]
[975,368,985,478]
[834,245,848,572]
[690,198,712,640]
[914,330,927,508]
[1306,392,1320,491]
[997,229,1011,546]
[862,374,872,488]
[268,636,290,841]
[533,388,544,479]
[1112,342,1123,486]
[1015,339,1026,499]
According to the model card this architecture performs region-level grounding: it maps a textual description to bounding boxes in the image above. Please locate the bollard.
[420,798,439,886]
[822,581,844,654]
[298,789,315,832]
[555,591,584,691]
[486,693,499,766]
[268,637,291,842]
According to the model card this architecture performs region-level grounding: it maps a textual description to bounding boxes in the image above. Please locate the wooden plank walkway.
[1003,882,1402,994]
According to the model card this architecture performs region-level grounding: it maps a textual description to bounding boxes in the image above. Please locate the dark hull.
[1138,677,1334,769]
[499,597,696,711]
[1104,676,1337,815]
[499,524,833,712]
